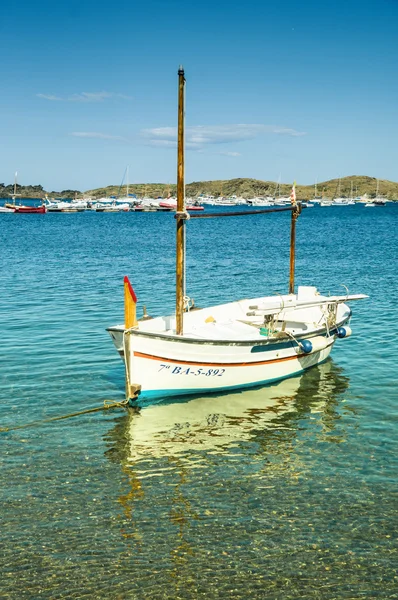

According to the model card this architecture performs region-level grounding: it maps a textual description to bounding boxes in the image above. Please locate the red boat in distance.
[13,205,46,214]
[159,201,204,212]
[187,204,204,211]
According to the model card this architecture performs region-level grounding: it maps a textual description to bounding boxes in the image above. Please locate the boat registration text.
[158,364,226,377]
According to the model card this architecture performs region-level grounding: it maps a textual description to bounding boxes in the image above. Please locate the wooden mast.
[289,209,297,294]
[289,182,299,295]
[175,66,186,336]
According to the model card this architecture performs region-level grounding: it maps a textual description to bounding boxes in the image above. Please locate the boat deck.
[107,286,364,351]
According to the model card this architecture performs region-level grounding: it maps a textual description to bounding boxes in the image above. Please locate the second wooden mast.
[176,66,186,336]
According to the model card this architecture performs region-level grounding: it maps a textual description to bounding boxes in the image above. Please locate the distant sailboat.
[374,179,386,206]
[313,178,322,204]
[116,165,133,207]
[320,186,332,207]
[5,172,21,209]
[4,171,46,213]
[332,179,355,206]
[365,180,386,207]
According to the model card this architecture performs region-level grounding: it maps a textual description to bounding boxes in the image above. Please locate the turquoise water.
[1,205,397,598]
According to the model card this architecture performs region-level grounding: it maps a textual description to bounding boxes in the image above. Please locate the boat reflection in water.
[103,360,353,589]
[104,359,350,464]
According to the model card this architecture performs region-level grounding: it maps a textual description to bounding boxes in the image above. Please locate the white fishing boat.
[44,198,79,212]
[137,197,159,211]
[247,196,275,207]
[332,198,355,206]
[95,200,130,212]
[214,196,238,206]
[230,195,247,205]
[197,194,216,205]
[70,198,89,210]
[107,67,367,404]
[274,197,291,206]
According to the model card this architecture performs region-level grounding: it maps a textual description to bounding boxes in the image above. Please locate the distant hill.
[1,176,397,200]
[84,176,398,201]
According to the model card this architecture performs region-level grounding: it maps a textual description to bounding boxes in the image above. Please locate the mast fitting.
[174,211,190,220]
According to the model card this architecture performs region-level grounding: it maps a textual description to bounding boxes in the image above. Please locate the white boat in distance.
[43,198,80,212]
[95,199,130,212]
[332,198,355,206]
[196,194,216,205]
[107,68,367,404]
[247,196,275,207]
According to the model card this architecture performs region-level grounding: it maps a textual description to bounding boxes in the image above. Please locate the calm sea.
[1,204,397,599]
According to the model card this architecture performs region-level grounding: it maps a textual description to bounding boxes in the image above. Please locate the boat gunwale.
[106,315,350,347]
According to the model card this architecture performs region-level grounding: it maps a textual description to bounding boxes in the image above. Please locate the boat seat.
[186,319,262,341]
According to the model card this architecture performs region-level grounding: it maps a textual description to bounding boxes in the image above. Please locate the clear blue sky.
[0,0,397,191]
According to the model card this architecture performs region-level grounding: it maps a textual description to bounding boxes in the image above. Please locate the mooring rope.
[0,398,130,433]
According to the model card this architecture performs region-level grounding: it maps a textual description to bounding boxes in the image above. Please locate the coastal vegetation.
[1,176,397,200]
[0,183,80,199]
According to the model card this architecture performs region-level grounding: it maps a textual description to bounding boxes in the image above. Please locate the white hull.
[108,286,363,403]
[114,331,334,401]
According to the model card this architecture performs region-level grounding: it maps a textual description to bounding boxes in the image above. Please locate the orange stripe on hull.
[133,351,304,368]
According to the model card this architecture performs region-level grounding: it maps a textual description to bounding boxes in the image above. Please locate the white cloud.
[219,151,241,157]
[37,94,63,101]
[141,124,306,150]
[69,132,129,142]
[68,122,305,149]
[37,91,132,102]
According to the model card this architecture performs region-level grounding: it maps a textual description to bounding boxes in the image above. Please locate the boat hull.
[14,206,46,213]
[110,329,336,402]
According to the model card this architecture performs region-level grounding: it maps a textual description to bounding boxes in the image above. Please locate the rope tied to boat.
[183,295,195,311]
[122,330,142,401]
[123,329,132,392]
[284,330,306,354]
[0,398,130,433]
